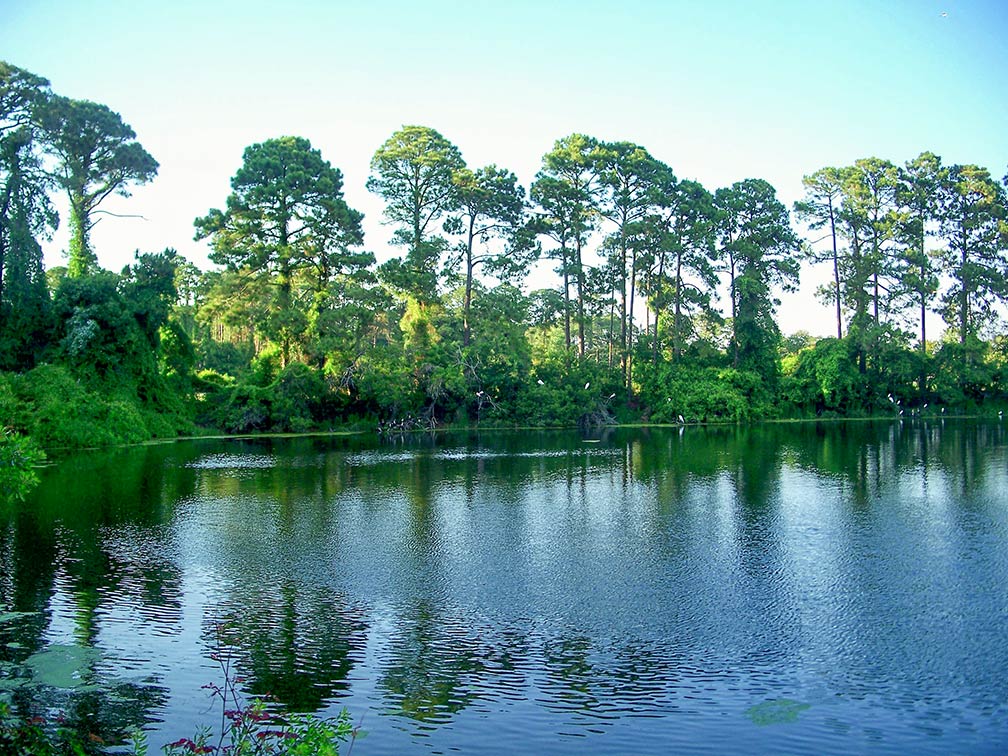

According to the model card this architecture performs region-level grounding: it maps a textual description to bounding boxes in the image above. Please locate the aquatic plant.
[132,622,358,755]
[0,623,358,755]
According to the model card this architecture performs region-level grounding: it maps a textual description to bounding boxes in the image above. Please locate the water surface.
[1,422,1007,754]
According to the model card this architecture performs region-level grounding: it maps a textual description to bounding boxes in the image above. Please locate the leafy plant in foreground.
[0,425,45,502]
[130,622,358,756]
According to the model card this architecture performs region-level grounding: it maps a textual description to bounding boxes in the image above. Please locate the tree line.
[2,60,1008,463]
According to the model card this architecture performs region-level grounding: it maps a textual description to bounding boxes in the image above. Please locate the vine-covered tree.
[0,62,55,368]
[717,179,801,378]
[195,136,365,367]
[37,96,158,277]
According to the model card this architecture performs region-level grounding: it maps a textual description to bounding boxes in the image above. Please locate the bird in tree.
[36,95,158,277]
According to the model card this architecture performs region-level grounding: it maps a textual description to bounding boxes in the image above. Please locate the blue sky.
[2,0,1006,335]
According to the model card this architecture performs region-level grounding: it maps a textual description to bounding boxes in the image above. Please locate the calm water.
[1,422,1007,754]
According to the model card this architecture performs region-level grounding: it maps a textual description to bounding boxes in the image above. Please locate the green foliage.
[353,343,420,418]
[794,166,845,338]
[937,164,1008,345]
[3,75,1008,438]
[198,337,256,379]
[447,164,531,346]
[637,361,771,423]
[6,364,150,448]
[206,363,332,433]
[0,657,355,756]
[367,125,464,303]
[0,426,45,502]
[36,95,157,277]
[0,701,88,756]
[51,254,182,394]
[153,705,353,756]
[716,178,801,381]
[785,337,865,413]
[271,362,328,432]
[933,337,994,407]
[195,136,367,367]
[1,63,55,371]
[508,357,616,427]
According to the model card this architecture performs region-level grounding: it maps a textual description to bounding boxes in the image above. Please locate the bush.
[5,364,159,449]
[0,428,45,502]
[637,362,769,423]
[272,363,327,430]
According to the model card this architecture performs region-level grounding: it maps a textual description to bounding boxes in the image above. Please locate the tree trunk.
[829,201,841,339]
[673,244,683,361]
[561,244,571,352]
[463,221,475,347]
[620,226,628,383]
[960,218,968,346]
[653,245,666,365]
[575,236,586,358]
[729,253,738,368]
[67,195,93,278]
[626,239,638,396]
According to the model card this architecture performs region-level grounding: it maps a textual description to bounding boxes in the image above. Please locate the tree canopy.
[2,58,1008,453]
[37,96,157,277]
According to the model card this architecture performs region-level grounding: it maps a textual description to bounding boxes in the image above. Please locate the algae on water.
[746,698,811,725]
[24,644,100,689]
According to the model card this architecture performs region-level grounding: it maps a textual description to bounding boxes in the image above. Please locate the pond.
[1,421,1007,754]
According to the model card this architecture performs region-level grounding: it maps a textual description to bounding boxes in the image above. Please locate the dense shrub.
[0,427,45,502]
[637,362,770,423]
[1,364,189,450]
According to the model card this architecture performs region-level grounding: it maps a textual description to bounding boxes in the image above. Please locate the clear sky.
[2,0,1006,336]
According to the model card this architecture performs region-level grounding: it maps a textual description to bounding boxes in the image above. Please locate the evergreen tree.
[195,136,366,367]
[367,125,464,304]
